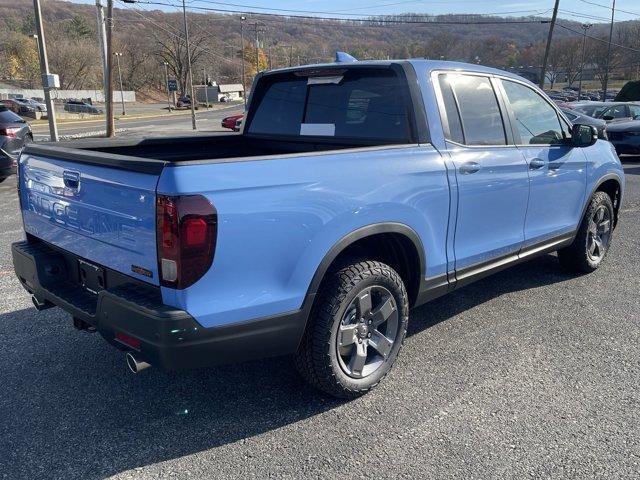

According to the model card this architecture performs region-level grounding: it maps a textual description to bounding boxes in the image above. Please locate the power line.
[186,0,547,18]
[558,23,640,53]
[131,0,551,25]
[576,0,640,18]
[117,1,243,66]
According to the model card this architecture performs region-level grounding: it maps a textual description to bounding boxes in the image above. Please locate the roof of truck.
[268,59,531,84]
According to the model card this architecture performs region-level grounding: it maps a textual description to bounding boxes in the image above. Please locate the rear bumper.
[12,238,307,371]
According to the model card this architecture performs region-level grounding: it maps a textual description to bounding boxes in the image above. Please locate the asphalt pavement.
[0,157,638,479]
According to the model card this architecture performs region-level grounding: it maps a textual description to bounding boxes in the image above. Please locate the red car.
[221,114,243,131]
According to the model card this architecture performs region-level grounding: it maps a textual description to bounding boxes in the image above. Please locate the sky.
[69,0,640,24]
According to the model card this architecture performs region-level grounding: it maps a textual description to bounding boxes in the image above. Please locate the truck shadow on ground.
[0,253,577,479]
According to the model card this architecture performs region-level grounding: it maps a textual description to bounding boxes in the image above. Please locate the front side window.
[501,80,565,145]
[602,105,628,120]
[441,74,506,146]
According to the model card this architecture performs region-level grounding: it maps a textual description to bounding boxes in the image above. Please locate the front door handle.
[529,158,546,169]
[459,161,481,175]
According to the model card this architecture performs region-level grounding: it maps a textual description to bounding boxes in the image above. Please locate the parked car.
[176,95,199,109]
[571,101,640,123]
[13,98,47,115]
[560,107,607,139]
[64,100,103,115]
[12,59,624,398]
[605,120,640,155]
[221,113,243,131]
[0,105,32,183]
[1,99,36,116]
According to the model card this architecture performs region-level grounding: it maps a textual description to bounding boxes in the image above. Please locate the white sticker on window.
[300,123,335,136]
[307,76,343,85]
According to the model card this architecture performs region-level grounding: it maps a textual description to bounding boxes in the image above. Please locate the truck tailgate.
[18,151,160,285]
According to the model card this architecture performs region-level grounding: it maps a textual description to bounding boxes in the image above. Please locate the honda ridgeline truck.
[12,60,624,398]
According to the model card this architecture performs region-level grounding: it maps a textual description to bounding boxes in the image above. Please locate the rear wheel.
[294,260,409,398]
[558,191,614,273]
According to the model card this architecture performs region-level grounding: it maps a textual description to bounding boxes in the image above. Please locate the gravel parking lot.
[0,160,638,479]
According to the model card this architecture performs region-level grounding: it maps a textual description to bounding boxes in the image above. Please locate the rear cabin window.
[438,73,507,146]
[247,68,413,143]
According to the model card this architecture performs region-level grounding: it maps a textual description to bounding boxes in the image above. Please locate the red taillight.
[0,127,19,138]
[156,194,217,289]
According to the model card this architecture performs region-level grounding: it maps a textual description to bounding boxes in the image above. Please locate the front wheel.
[558,191,614,273]
[294,260,409,398]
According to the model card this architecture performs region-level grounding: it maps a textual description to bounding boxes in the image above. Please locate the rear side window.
[437,76,464,144]
[248,68,413,143]
[439,74,506,146]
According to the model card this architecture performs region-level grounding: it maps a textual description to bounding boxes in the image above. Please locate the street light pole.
[602,0,616,101]
[254,22,260,75]
[578,23,592,100]
[203,68,209,108]
[32,0,58,141]
[114,52,126,116]
[240,16,246,107]
[163,62,172,112]
[181,0,197,130]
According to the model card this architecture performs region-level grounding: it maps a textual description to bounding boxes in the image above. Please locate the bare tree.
[155,25,210,95]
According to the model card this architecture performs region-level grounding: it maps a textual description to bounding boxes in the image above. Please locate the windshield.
[247,67,414,143]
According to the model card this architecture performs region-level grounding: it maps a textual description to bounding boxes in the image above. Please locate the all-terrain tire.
[558,191,614,273]
[294,260,409,399]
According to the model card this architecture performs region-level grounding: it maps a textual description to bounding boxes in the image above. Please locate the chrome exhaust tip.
[31,295,52,311]
[126,352,151,374]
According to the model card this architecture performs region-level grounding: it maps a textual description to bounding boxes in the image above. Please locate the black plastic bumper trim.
[12,239,307,371]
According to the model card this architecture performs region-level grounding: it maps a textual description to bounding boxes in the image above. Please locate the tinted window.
[438,75,464,144]
[248,69,412,142]
[602,105,627,119]
[574,104,608,117]
[502,80,564,145]
[629,105,640,118]
[444,74,506,145]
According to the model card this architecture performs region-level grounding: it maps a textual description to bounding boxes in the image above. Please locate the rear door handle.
[529,158,546,170]
[459,161,481,175]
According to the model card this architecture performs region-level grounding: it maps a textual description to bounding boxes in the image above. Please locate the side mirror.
[602,115,614,121]
[634,115,640,120]
[571,124,598,147]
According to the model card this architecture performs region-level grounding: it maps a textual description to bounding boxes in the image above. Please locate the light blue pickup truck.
[12,60,624,398]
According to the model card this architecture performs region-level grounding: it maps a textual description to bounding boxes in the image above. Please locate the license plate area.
[78,259,105,294]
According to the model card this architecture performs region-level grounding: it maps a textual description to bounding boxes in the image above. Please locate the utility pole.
[163,62,172,112]
[105,0,114,137]
[578,23,592,100]
[602,0,616,101]
[289,45,293,67]
[268,44,273,70]
[539,0,560,89]
[95,0,108,103]
[182,0,197,130]
[32,0,58,141]
[240,16,246,107]
[114,52,126,116]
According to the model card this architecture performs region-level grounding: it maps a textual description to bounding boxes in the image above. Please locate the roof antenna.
[335,51,358,63]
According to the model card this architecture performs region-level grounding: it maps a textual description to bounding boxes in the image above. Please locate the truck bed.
[22,133,381,174]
